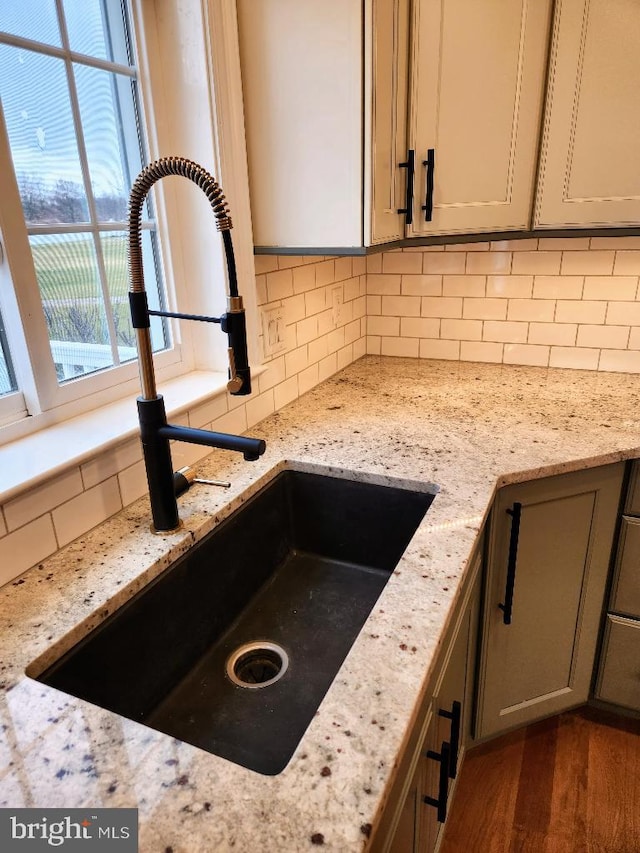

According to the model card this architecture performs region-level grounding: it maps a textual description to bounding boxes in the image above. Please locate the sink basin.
[34,468,436,775]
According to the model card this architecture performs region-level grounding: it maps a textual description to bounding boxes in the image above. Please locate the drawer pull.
[499,501,522,625]
[439,700,461,778]
[397,149,415,226]
[422,148,435,221]
[425,740,450,823]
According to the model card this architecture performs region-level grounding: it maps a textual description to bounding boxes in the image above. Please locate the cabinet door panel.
[596,615,640,712]
[610,517,640,619]
[408,0,551,236]
[368,0,411,245]
[535,0,640,227]
[477,464,624,740]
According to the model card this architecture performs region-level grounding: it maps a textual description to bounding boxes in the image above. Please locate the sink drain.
[225,641,289,689]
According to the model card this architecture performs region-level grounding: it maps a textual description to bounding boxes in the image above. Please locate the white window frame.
[0,0,258,446]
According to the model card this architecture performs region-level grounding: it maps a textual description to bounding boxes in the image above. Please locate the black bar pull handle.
[422,148,435,221]
[425,740,450,823]
[498,501,522,625]
[397,149,415,225]
[438,700,461,779]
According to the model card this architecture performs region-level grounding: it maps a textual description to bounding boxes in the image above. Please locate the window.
[0,0,257,446]
[0,0,178,437]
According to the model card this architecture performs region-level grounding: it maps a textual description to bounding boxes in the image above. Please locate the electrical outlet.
[261,306,287,357]
[331,286,343,328]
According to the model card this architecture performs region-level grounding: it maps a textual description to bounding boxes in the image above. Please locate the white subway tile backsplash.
[298,363,320,395]
[533,276,584,300]
[561,251,615,276]
[537,238,591,251]
[490,239,539,252]
[419,339,460,360]
[555,300,607,325]
[381,337,419,357]
[507,299,555,322]
[576,325,630,349]
[381,295,421,317]
[583,276,638,301]
[629,328,640,349]
[81,439,142,491]
[466,252,511,275]
[367,315,400,337]
[422,253,466,274]
[549,347,599,371]
[334,257,352,282]
[266,268,294,302]
[5,469,84,532]
[486,276,533,299]
[422,296,462,318]
[53,477,122,548]
[462,298,507,321]
[292,264,316,294]
[400,317,440,338]
[401,274,442,296]
[273,376,299,410]
[316,259,336,286]
[367,274,402,295]
[512,252,561,275]
[598,350,640,373]
[442,275,486,297]
[503,344,550,367]
[483,321,528,344]
[285,345,310,377]
[441,319,483,341]
[6,239,640,586]
[606,302,640,326]
[382,252,422,274]
[613,251,640,276]
[366,335,382,355]
[460,341,503,363]
[318,353,338,383]
[0,516,58,587]
[528,323,577,347]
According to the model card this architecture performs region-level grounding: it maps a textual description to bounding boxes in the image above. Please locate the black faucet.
[128,157,265,532]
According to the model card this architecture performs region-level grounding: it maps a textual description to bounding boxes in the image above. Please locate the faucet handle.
[174,466,231,496]
[226,347,244,394]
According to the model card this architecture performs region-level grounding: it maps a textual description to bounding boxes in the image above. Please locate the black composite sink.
[34,469,436,775]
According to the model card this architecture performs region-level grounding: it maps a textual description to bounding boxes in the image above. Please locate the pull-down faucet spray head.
[127,157,265,533]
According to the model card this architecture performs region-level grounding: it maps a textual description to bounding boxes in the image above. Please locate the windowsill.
[0,369,263,505]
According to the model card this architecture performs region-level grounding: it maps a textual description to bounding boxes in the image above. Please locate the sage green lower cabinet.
[475,463,624,740]
[372,545,482,853]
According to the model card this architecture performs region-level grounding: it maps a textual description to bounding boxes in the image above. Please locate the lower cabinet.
[475,463,624,740]
[372,545,482,853]
[595,460,640,712]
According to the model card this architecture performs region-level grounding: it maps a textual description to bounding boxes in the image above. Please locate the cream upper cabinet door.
[476,464,624,741]
[367,0,411,245]
[237,1,363,250]
[407,0,552,237]
[535,0,640,228]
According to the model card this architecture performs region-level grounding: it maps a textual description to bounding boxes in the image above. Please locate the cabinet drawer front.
[596,615,640,712]
[611,517,640,618]
[626,461,640,516]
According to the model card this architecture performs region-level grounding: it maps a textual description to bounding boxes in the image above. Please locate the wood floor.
[440,706,640,853]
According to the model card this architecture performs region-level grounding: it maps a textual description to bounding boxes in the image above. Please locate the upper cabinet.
[408,0,552,236]
[535,0,640,228]
[238,0,640,253]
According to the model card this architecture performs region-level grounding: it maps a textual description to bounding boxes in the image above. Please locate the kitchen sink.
[33,468,436,775]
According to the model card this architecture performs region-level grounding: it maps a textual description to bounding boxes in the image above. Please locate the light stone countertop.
[1,356,639,852]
